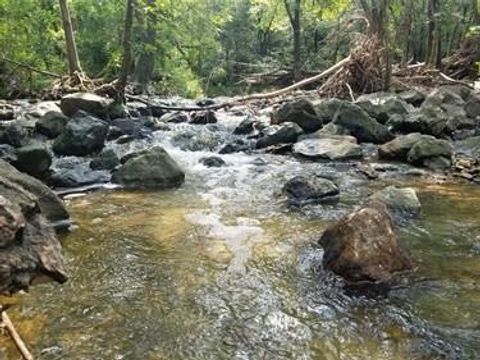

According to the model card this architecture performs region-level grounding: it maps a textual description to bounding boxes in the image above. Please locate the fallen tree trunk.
[127,55,352,111]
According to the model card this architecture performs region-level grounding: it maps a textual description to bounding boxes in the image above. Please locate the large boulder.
[160,112,189,124]
[319,203,413,284]
[112,147,185,189]
[256,122,303,149]
[273,99,322,132]
[407,138,454,170]
[370,186,421,218]
[355,92,411,124]
[24,101,60,119]
[233,116,258,135]
[378,133,434,161]
[12,142,52,179]
[465,94,480,119]
[312,98,348,124]
[0,189,67,295]
[282,176,339,206]
[293,136,363,161]
[35,111,68,138]
[60,92,114,118]
[332,102,393,143]
[53,112,109,156]
[0,160,69,223]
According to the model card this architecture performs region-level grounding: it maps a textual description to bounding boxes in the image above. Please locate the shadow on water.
[0,112,479,359]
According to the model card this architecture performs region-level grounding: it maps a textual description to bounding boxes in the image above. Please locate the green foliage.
[0,0,478,97]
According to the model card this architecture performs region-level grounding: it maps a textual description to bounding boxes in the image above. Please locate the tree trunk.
[117,0,136,98]
[426,0,441,67]
[58,0,82,75]
[284,0,302,82]
[473,0,480,25]
[133,0,156,93]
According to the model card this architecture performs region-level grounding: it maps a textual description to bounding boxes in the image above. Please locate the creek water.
[1,111,479,359]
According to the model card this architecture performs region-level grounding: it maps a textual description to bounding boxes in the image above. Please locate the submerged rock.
[112,146,185,189]
[200,156,226,168]
[273,99,322,132]
[319,203,413,284]
[191,111,218,124]
[282,176,339,206]
[293,136,363,161]
[60,92,114,118]
[370,186,421,218]
[53,112,109,156]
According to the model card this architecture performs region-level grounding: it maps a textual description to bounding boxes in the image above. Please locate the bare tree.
[59,0,82,75]
[117,0,136,98]
[425,0,441,67]
[284,0,302,82]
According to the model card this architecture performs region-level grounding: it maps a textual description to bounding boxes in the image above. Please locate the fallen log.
[1,57,61,78]
[127,55,352,112]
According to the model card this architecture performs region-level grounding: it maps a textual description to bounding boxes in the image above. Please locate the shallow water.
[1,112,479,360]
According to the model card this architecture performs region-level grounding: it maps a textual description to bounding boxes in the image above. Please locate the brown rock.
[319,203,413,284]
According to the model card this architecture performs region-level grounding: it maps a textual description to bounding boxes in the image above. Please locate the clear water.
[1,111,479,360]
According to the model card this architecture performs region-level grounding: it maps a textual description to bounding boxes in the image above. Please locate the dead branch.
[1,308,34,360]
[1,57,61,78]
[127,55,352,112]
[439,72,474,89]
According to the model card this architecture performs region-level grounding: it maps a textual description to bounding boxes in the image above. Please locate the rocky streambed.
[0,87,479,359]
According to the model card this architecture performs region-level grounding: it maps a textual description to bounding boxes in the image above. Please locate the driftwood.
[127,55,352,112]
[1,308,34,360]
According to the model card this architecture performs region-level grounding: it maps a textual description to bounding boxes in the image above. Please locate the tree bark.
[284,0,302,82]
[426,0,441,67]
[117,0,136,98]
[58,0,82,75]
[133,0,156,93]
[473,0,480,25]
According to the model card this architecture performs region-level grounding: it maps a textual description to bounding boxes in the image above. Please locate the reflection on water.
[0,112,479,359]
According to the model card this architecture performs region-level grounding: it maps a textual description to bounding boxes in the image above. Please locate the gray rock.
[274,99,322,132]
[312,98,348,124]
[60,92,114,118]
[282,176,339,205]
[233,117,256,135]
[293,137,363,161]
[456,136,480,157]
[407,138,454,170]
[90,149,120,171]
[160,112,189,124]
[51,157,110,188]
[256,122,303,149]
[12,143,52,179]
[0,144,17,163]
[398,89,426,107]
[35,111,68,138]
[219,139,253,154]
[0,160,69,223]
[0,104,14,120]
[355,92,411,124]
[112,146,185,189]
[319,203,413,284]
[378,133,434,161]
[465,94,480,118]
[190,111,218,124]
[332,102,393,143]
[370,186,421,217]
[199,156,226,167]
[53,113,109,156]
[25,101,60,118]
[0,123,29,147]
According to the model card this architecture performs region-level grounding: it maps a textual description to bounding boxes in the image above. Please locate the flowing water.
[1,111,479,359]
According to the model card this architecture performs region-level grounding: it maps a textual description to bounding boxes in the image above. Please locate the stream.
[1,110,479,359]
